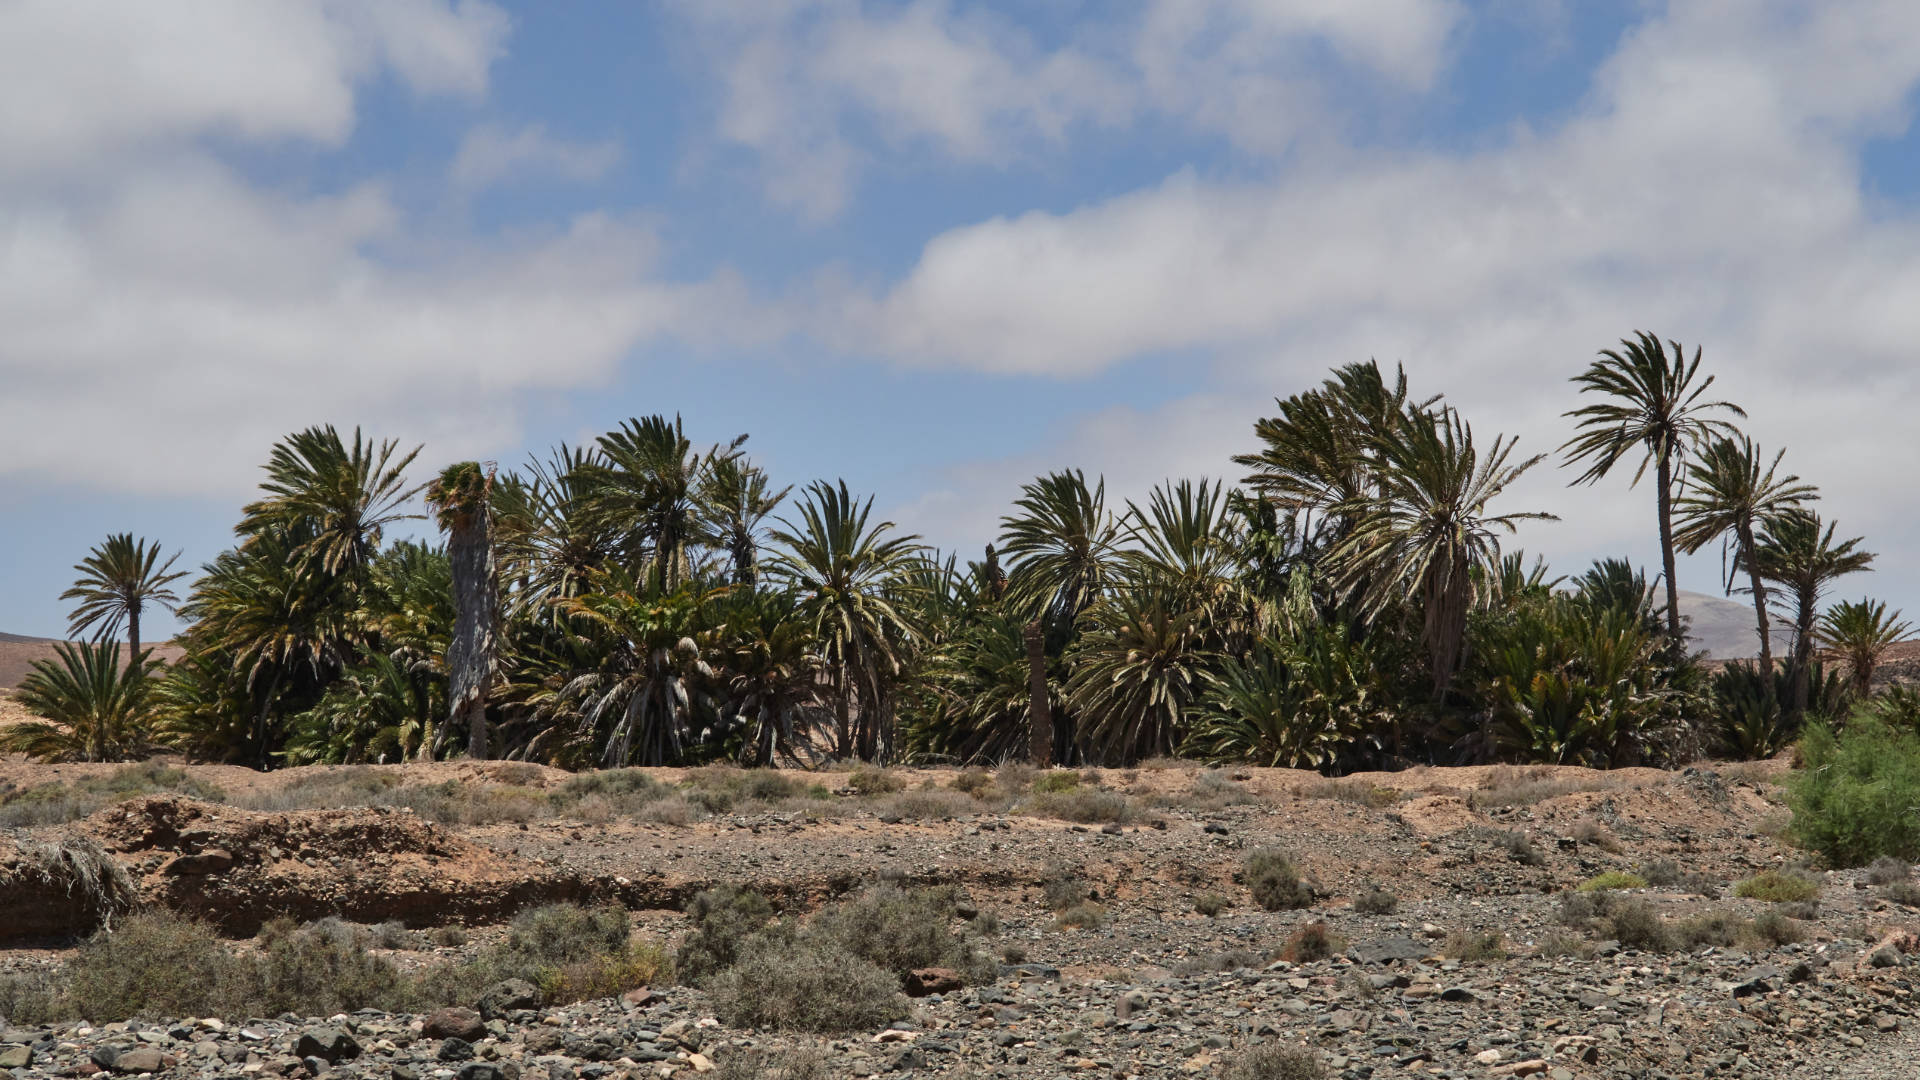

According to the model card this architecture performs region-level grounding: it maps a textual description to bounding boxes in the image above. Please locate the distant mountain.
[0,631,56,644]
[1677,590,1794,659]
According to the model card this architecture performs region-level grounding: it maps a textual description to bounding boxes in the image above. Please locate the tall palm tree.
[593,415,744,594]
[1672,436,1816,676]
[767,480,923,761]
[60,533,188,665]
[1816,598,1912,697]
[1334,408,1555,698]
[427,462,498,760]
[1750,511,1875,720]
[1065,588,1215,764]
[698,457,791,588]
[999,470,1125,643]
[1123,478,1246,640]
[0,641,156,762]
[1561,332,1745,641]
[493,445,624,621]
[237,425,423,584]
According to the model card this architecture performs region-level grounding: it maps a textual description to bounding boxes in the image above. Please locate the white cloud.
[669,0,1464,218]
[0,0,507,173]
[854,0,1920,599]
[0,2,748,499]
[450,124,622,190]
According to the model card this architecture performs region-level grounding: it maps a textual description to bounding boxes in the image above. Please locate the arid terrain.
[5,756,1920,1079]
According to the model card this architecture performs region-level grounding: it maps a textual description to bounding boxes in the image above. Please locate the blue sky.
[5,0,1920,639]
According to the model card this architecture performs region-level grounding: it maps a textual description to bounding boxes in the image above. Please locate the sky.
[4,0,1920,640]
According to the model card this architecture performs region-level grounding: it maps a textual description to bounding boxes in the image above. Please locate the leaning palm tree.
[1334,408,1555,699]
[1817,598,1913,698]
[237,425,423,584]
[0,641,156,762]
[1750,510,1875,720]
[1561,332,1745,641]
[426,462,498,760]
[766,480,923,761]
[1673,436,1816,677]
[60,533,188,666]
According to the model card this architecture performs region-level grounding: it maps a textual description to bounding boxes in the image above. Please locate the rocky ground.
[5,758,1920,1078]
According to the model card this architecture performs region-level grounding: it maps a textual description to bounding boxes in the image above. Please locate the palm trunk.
[1790,586,1815,722]
[1025,619,1053,767]
[127,605,141,677]
[254,669,284,770]
[1739,521,1773,679]
[833,664,852,759]
[447,503,497,761]
[1657,451,1683,643]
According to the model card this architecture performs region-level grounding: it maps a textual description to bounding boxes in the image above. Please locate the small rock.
[903,968,964,997]
[478,979,541,1020]
[438,1038,476,1063]
[106,1048,168,1074]
[296,1028,363,1064]
[621,988,657,1007]
[0,1048,28,1070]
[457,1065,506,1080]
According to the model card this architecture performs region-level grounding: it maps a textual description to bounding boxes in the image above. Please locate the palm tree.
[427,462,498,760]
[767,480,923,761]
[1750,511,1875,720]
[237,425,423,584]
[0,641,156,762]
[60,533,188,666]
[1561,332,1745,641]
[559,575,719,766]
[1334,408,1555,699]
[1817,598,1913,697]
[1123,478,1247,642]
[592,415,744,594]
[999,470,1124,641]
[698,457,791,588]
[1673,436,1816,676]
[1065,588,1215,764]
[493,445,624,621]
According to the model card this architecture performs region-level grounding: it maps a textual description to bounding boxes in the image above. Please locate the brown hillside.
[0,634,185,689]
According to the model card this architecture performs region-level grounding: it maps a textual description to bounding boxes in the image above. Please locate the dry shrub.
[877,789,976,820]
[1488,829,1545,867]
[716,1046,830,1080]
[846,765,905,795]
[0,763,227,827]
[1571,818,1623,852]
[1300,778,1400,807]
[1867,856,1912,886]
[1534,932,1595,959]
[951,769,998,798]
[5,835,139,931]
[1194,893,1228,917]
[1734,869,1820,903]
[994,762,1037,793]
[1024,788,1143,824]
[1352,886,1398,916]
[676,886,776,984]
[1466,768,1614,810]
[1053,902,1106,930]
[1442,930,1506,962]
[1881,880,1920,907]
[810,885,994,984]
[706,935,907,1033]
[1605,899,1674,953]
[1042,868,1090,912]
[1172,949,1264,977]
[1222,1043,1327,1080]
[1245,849,1314,911]
[1278,921,1344,963]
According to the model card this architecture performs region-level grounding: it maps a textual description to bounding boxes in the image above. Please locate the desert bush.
[811,885,993,983]
[994,762,1036,794]
[1605,899,1674,953]
[877,789,976,820]
[1571,818,1622,852]
[846,765,905,795]
[238,917,413,1016]
[1533,932,1595,959]
[1245,849,1314,911]
[1054,903,1106,930]
[1466,768,1614,810]
[1787,718,1920,867]
[1221,1043,1327,1080]
[60,912,235,1020]
[1578,871,1648,892]
[951,769,998,798]
[1867,856,1912,886]
[1194,893,1228,917]
[1442,929,1506,962]
[715,1046,830,1080]
[1672,911,1743,949]
[428,925,469,948]
[1024,788,1142,824]
[1734,869,1820,903]
[0,970,60,1026]
[1041,869,1090,912]
[508,903,630,963]
[1278,921,1344,963]
[705,936,908,1033]
[675,886,775,984]
[553,769,675,816]
[1299,778,1400,807]
[1489,829,1545,867]
[1638,858,1681,886]
[1881,880,1920,906]
[0,763,227,827]
[1032,769,1084,794]
[1352,886,1398,916]
[1748,910,1808,946]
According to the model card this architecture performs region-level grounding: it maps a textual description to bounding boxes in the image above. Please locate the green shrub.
[238,917,413,1017]
[508,903,630,963]
[705,936,907,1033]
[1245,849,1313,911]
[1577,871,1648,892]
[1221,1043,1327,1080]
[1032,770,1083,794]
[61,911,235,1020]
[676,886,775,984]
[1734,869,1820,903]
[1787,718,1920,867]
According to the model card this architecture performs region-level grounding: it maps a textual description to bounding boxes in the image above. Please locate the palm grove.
[10,335,1914,771]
